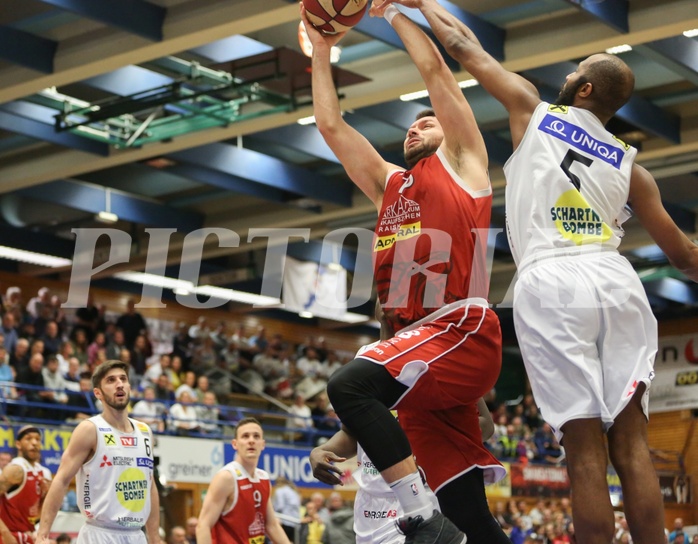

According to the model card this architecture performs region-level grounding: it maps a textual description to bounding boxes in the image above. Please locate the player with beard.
[303,4,502,543]
[0,425,52,544]
[375,1,698,543]
[37,361,160,544]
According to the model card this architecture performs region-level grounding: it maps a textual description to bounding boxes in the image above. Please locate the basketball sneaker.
[396,510,467,544]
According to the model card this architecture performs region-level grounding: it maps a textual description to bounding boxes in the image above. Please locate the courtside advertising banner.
[154,435,224,483]
[650,334,698,413]
[0,424,68,473]
[224,442,332,488]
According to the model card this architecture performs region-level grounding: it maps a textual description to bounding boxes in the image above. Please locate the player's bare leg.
[560,418,615,544]
[608,384,664,544]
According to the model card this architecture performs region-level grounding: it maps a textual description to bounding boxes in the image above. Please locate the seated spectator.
[247,326,268,355]
[0,345,17,400]
[314,405,341,445]
[87,331,107,368]
[193,375,210,403]
[175,371,196,400]
[130,334,150,377]
[171,322,193,369]
[66,372,96,422]
[299,500,325,544]
[188,316,210,344]
[132,386,165,432]
[154,374,175,403]
[55,341,74,376]
[29,339,45,359]
[15,353,50,418]
[323,351,343,378]
[9,338,30,370]
[498,424,521,459]
[143,354,172,389]
[40,321,62,357]
[169,390,201,436]
[533,423,563,463]
[106,328,127,361]
[116,298,148,351]
[252,345,287,396]
[42,355,69,405]
[72,329,89,367]
[286,394,313,442]
[323,492,354,544]
[63,357,83,392]
[169,355,183,389]
[196,391,220,435]
[26,287,51,319]
[72,293,100,343]
[3,287,25,327]
[296,347,323,379]
[191,336,217,373]
[209,321,228,356]
[1,313,18,357]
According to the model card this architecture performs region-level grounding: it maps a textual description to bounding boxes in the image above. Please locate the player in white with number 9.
[380,1,698,543]
[196,418,291,544]
[38,360,160,544]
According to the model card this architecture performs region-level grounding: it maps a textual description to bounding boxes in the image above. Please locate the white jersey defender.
[504,102,657,441]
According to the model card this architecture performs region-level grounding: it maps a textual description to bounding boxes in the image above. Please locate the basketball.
[302,0,369,34]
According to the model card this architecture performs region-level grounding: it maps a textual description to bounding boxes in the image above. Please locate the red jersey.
[0,457,51,534]
[212,461,271,544]
[374,149,492,331]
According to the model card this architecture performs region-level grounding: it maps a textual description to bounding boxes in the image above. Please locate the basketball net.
[298,21,342,63]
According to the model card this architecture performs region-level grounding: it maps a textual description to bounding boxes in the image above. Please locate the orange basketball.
[302,0,369,34]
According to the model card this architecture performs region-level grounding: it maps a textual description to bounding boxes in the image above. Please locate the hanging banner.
[283,257,347,319]
[510,463,570,498]
[650,334,698,413]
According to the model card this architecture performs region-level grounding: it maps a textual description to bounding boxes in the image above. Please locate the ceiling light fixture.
[0,246,72,268]
[400,89,429,102]
[605,44,632,55]
[297,115,316,125]
[458,79,479,89]
[684,28,698,38]
[95,187,119,224]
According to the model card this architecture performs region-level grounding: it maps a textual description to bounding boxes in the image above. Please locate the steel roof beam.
[254,125,340,164]
[563,0,629,33]
[0,102,109,156]
[35,0,166,41]
[15,180,204,232]
[638,36,698,86]
[168,143,354,207]
[0,26,56,73]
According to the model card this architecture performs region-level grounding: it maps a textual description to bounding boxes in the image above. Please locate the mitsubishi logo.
[100,455,112,468]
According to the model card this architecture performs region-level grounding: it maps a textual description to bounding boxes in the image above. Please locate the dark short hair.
[234,417,262,438]
[92,360,129,389]
[415,108,435,121]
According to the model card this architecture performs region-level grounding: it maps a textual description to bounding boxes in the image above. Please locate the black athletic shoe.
[396,510,467,544]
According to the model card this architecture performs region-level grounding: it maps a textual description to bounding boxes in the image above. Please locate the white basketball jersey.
[504,102,637,267]
[77,415,154,530]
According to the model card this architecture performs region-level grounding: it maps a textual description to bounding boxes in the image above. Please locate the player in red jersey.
[196,418,290,544]
[303,3,503,543]
[0,425,51,544]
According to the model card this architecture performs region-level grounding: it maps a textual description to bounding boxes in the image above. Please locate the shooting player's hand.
[309,448,346,486]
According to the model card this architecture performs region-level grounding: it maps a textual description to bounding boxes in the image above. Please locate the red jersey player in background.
[0,425,51,544]
[196,418,290,544]
[303,2,503,543]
